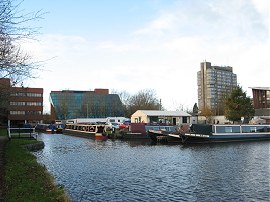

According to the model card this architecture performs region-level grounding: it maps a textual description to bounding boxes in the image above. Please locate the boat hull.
[182,132,270,144]
[63,129,108,140]
[148,130,182,143]
[122,132,150,140]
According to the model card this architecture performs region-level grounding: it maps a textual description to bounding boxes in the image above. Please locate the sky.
[19,0,269,113]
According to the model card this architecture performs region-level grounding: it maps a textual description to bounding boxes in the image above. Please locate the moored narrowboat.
[63,123,108,140]
[180,124,270,143]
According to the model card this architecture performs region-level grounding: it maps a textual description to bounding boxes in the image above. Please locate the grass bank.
[0,128,7,136]
[4,138,71,201]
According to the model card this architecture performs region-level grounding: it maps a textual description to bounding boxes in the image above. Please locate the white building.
[131,110,191,125]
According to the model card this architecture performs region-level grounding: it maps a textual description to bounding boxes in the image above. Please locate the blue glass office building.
[50,89,124,119]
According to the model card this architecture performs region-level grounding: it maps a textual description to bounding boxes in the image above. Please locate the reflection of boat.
[63,123,107,140]
[179,124,270,144]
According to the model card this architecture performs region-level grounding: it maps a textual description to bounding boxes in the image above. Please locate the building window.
[10,111,25,115]
[26,102,42,106]
[27,93,42,97]
[10,92,42,97]
[182,116,188,123]
[25,111,42,115]
[10,92,26,96]
[10,102,25,106]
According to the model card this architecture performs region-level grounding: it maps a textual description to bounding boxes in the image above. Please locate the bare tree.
[111,89,130,116]
[0,0,43,123]
[0,0,43,84]
[127,89,161,117]
[111,89,162,117]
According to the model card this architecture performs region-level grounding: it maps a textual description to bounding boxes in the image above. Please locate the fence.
[7,127,38,140]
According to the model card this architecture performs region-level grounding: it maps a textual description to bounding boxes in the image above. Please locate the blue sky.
[20,0,269,113]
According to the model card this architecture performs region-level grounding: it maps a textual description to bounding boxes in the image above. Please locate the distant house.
[131,110,191,125]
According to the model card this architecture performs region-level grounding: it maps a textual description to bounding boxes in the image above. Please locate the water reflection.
[34,134,270,202]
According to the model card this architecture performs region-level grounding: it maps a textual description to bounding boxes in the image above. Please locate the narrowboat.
[63,123,108,140]
[148,129,182,143]
[35,123,64,134]
[147,125,188,143]
[179,124,270,143]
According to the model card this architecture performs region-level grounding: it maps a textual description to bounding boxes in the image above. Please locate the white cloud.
[133,13,178,35]
[250,0,269,16]
[21,0,269,112]
[97,41,140,52]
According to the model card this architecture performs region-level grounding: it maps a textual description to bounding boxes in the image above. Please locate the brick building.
[250,87,270,123]
[0,78,43,127]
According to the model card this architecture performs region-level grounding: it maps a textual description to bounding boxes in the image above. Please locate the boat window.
[241,126,266,133]
[225,127,232,133]
[256,126,267,132]
[250,127,256,132]
[242,126,249,133]
[267,126,270,132]
[215,126,240,133]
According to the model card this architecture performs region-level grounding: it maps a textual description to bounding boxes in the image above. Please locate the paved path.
[0,136,8,202]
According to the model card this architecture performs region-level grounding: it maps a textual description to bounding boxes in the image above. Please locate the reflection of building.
[131,110,191,125]
[197,61,237,115]
[250,87,270,123]
[50,89,124,120]
[0,78,43,127]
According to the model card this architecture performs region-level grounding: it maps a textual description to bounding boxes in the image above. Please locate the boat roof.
[137,110,191,117]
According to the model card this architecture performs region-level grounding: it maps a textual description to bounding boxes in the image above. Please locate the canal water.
[33,134,270,202]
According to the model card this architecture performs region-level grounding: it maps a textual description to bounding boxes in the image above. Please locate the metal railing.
[7,127,38,140]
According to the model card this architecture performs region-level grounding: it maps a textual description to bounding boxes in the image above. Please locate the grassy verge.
[0,128,7,137]
[4,139,71,202]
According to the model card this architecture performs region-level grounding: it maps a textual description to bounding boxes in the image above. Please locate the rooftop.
[250,87,270,91]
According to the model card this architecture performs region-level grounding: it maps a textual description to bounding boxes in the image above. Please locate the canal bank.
[0,135,8,201]
[0,128,71,202]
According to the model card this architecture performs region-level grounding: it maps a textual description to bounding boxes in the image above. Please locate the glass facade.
[50,90,124,119]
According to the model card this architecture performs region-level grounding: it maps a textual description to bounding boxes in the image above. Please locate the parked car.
[108,122,120,129]
[119,122,130,129]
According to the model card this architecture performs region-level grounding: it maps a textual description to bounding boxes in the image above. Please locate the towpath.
[0,136,8,201]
